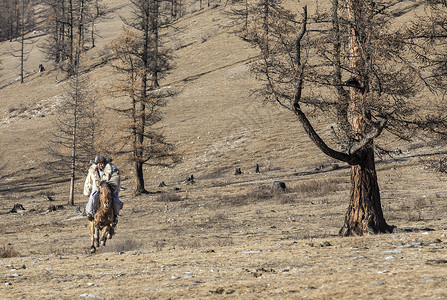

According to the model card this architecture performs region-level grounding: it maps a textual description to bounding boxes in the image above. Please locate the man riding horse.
[84,155,123,232]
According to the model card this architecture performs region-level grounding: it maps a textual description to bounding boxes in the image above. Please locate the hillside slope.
[0,0,331,194]
[1,1,447,299]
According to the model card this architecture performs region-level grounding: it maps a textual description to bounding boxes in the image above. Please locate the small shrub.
[292,178,343,196]
[250,185,275,200]
[0,245,20,258]
[8,103,28,117]
[201,167,229,180]
[208,212,228,223]
[156,192,182,202]
[106,239,143,253]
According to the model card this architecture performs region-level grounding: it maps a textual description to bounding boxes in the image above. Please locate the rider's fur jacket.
[84,163,121,196]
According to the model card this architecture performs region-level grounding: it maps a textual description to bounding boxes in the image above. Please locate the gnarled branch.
[347,117,387,155]
[291,6,361,166]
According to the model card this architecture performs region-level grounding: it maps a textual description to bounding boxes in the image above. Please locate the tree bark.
[339,146,393,235]
[134,160,146,193]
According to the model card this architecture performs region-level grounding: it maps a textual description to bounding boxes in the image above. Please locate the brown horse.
[89,182,115,253]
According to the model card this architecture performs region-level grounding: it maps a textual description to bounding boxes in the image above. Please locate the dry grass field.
[1,0,447,299]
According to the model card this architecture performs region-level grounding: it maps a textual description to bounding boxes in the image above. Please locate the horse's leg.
[107,221,114,239]
[89,220,96,253]
[94,225,100,248]
[100,226,109,247]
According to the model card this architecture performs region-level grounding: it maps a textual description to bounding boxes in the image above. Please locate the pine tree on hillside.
[9,0,35,84]
[109,0,178,195]
[48,48,100,205]
[41,0,107,75]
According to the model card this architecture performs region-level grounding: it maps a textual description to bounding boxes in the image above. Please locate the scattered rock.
[202,249,215,253]
[48,204,65,212]
[79,294,101,299]
[242,250,262,254]
[384,250,401,254]
[210,287,225,294]
[234,168,243,175]
[210,287,236,295]
[245,267,276,278]
[10,265,26,270]
[320,241,332,247]
[426,259,447,265]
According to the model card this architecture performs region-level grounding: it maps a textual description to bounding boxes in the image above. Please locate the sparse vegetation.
[156,192,182,202]
[292,178,345,196]
[8,103,28,117]
[1,1,447,299]
[0,245,19,258]
[105,239,143,253]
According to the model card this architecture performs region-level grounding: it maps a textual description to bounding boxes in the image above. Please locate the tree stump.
[10,204,25,213]
[48,204,64,212]
[158,181,167,187]
[439,157,447,173]
[182,174,194,184]
[272,181,287,192]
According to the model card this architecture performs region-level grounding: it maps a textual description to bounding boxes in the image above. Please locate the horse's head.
[99,181,113,209]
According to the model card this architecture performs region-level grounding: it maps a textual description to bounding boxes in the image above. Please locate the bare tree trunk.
[135,160,145,193]
[91,21,95,48]
[340,146,392,235]
[20,32,24,84]
[68,67,79,205]
[68,46,81,205]
[77,0,85,59]
[68,0,74,72]
[19,0,25,84]
[339,0,392,235]
[134,7,150,194]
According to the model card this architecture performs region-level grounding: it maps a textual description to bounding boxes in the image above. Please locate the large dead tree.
[248,0,447,235]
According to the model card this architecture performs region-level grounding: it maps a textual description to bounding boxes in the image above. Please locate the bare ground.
[1,1,447,299]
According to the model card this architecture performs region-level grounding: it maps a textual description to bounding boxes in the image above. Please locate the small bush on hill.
[0,245,19,258]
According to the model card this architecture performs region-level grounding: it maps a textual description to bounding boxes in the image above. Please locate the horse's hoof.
[90,247,96,253]
[107,232,113,239]
[100,240,106,247]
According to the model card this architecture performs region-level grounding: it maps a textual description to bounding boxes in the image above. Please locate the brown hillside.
[0,1,446,299]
